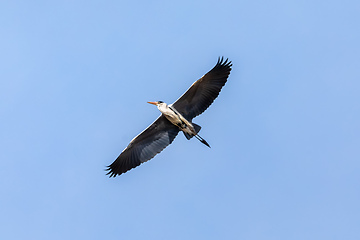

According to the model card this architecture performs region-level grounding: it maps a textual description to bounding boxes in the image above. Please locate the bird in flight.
[106,57,232,177]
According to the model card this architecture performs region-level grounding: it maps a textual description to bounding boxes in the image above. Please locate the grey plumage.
[106,115,179,177]
[106,57,232,177]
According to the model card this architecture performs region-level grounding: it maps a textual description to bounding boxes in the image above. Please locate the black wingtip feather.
[105,165,116,178]
[106,164,120,178]
[216,56,232,69]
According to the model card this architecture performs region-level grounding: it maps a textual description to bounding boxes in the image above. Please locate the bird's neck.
[157,103,168,112]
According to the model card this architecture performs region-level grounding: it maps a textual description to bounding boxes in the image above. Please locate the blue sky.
[1,0,359,239]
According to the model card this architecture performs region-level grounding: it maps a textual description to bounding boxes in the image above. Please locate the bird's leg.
[195,135,211,148]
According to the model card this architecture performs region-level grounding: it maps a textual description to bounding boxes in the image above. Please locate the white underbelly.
[164,113,182,126]
[159,105,195,134]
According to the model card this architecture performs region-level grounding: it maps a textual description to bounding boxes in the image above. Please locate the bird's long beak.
[147,101,158,106]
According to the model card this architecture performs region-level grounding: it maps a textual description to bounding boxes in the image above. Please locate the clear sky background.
[1,0,359,239]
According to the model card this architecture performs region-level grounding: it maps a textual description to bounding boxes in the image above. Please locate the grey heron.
[106,57,232,177]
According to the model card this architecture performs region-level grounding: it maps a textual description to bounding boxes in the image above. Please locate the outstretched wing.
[172,57,232,120]
[106,115,179,177]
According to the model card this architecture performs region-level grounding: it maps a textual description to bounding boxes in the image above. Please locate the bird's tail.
[183,123,201,140]
[182,123,210,148]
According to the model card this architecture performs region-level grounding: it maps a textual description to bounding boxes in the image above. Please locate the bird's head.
[147,101,164,106]
[147,101,167,111]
